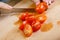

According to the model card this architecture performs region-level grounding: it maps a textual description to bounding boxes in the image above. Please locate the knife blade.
[1,8,35,16]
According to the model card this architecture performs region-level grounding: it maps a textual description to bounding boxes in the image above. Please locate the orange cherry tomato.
[35,2,48,14]
[23,24,33,37]
[36,14,47,24]
[31,21,41,32]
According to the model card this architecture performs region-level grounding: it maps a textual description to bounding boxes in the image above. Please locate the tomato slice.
[19,12,34,21]
[26,16,36,25]
[19,12,29,21]
[23,24,33,37]
[36,14,47,24]
[42,2,48,10]
[35,2,48,14]
[31,21,41,32]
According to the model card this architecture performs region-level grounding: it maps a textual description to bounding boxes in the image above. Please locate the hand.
[32,0,54,5]
[0,2,13,10]
[43,0,54,5]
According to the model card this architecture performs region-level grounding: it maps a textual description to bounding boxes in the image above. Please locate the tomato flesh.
[23,24,33,37]
[19,13,29,21]
[26,16,36,25]
[37,14,47,24]
[36,2,48,14]
[32,21,41,32]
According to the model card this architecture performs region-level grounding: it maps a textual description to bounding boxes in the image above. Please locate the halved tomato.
[35,2,48,14]
[26,16,36,25]
[19,12,29,21]
[42,2,48,10]
[19,12,34,21]
[36,14,47,24]
[31,21,41,32]
[23,24,33,37]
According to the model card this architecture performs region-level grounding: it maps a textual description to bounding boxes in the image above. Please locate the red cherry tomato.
[36,14,47,24]
[19,12,34,21]
[31,21,41,32]
[19,12,29,21]
[35,2,48,14]
[19,21,27,31]
[26,16,36,25]
[23,24,33,37]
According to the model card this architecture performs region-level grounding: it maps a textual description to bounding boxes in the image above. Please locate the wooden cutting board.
[0,0,60,40]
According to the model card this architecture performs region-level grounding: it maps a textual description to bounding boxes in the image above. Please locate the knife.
[0,8,35,16]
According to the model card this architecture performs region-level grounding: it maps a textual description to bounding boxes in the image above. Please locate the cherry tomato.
[36,14,47,24]
[42,2,48,10]
[26,16,36,25]
[31,21,41,32]
[23,24,33,37]
[19,21,27,31]
[19,12,34,21]
[35,2,48,14]
[19,12,29,21]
